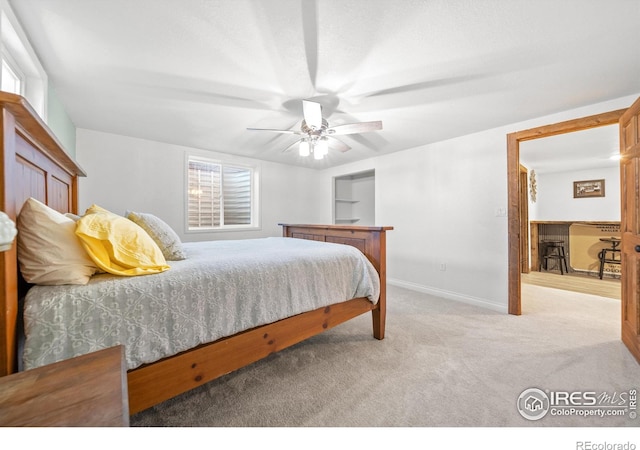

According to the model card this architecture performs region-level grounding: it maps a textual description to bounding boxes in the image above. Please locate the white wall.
[47,87,77,157]
[532,167,620,222]
[318,129,510,312]
[75,129,324,242]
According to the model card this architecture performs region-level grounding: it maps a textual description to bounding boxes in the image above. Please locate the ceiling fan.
[247,99,383,160]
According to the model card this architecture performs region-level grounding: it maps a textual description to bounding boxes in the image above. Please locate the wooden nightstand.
[0,345,129,426]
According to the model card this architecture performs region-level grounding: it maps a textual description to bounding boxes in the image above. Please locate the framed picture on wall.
[573,179,605,198]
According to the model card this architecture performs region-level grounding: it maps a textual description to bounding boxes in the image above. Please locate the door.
[620,96,640,363]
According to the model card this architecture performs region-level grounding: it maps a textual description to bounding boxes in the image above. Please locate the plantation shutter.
[188,160,221,228]
[223,166,252,225]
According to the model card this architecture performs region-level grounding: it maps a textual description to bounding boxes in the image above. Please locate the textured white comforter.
[22,237,380,370]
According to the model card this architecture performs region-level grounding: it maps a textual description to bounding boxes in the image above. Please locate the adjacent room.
[519,125,622,297]
[0,0,639,445]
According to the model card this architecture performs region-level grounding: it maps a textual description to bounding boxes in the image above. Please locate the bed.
[0,92,392,415]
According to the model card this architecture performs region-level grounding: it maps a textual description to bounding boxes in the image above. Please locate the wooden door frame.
[507,109,627,315]
[519,165,530,274]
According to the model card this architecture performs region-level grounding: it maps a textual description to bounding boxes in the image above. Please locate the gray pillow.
[126,211,187,261]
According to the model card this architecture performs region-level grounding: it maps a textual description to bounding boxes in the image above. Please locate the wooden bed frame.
[0,92,392,415]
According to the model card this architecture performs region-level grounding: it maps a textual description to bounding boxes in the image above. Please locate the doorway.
[519,124,621,294]
[506,109,626,316]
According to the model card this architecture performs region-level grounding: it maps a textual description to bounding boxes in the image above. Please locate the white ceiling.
[520,124,620,174]
[8,0,640,169]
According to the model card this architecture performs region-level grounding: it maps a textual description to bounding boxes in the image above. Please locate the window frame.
[185,154,261,234]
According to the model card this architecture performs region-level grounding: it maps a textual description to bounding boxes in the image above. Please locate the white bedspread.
[22,237,380,371]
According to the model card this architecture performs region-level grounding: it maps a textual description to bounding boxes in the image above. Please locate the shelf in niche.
[333,169,374,226]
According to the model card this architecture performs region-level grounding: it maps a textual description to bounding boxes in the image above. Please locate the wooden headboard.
[0,91,85,376]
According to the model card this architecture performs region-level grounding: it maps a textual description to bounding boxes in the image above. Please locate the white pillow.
[17,198,99,285]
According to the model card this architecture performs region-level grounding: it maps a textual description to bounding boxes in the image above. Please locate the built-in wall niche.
[333,170,375,225]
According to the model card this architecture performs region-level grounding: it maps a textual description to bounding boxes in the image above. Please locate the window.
[187,156,259,231]
[1,57,22,94]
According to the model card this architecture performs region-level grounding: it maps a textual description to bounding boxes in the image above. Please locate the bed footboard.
[279,223,393,339]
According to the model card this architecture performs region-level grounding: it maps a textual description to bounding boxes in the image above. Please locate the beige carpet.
[130,284,639,428]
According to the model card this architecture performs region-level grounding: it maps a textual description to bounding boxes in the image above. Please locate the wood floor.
[521,270,620,299]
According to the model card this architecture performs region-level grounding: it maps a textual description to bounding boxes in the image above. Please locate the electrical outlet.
[439,263,446,271]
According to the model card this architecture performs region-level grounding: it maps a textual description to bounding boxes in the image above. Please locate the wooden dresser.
[0,345,129,426]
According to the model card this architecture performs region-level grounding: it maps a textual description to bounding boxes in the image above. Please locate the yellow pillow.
[75,205,170,276]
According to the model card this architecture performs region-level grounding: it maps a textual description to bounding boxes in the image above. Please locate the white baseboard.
[387,278,508,314]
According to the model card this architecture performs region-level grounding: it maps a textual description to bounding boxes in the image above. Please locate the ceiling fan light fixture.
[247,99,381,162]
[314,138,328,160]
[299,139,310,157]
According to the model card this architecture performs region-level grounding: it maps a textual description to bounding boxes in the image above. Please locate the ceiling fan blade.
[326,113,388,152]
[327,121,382,135]
[246,127,301,135]
[327,136,351,153]
[302,100,323,129]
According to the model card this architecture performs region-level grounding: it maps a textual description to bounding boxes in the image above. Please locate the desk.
[598,237,621,279]
[0,346,129,426]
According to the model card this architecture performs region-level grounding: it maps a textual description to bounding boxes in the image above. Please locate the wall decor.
[529,170,537,203]
[573,179,605,198]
